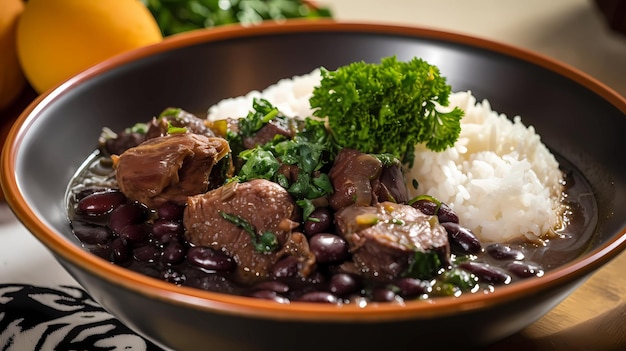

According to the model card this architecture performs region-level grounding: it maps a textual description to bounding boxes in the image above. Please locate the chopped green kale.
[404,251,443,280]
[233,100,338,220]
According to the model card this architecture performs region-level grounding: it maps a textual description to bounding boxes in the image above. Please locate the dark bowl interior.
[3,21,626,350]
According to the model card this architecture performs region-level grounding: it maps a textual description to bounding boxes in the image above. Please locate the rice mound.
[408,92,564,243]
[207,69,322,121]
[207,70,564,244]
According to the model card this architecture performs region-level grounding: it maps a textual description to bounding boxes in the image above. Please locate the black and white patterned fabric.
[0,284,163,351]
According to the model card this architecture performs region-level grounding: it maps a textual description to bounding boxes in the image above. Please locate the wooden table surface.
[488,252,626,350]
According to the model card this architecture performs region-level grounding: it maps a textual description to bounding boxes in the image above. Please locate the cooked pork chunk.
[114,133,229,208]
[328,148,410,211]
[145,109,216,140]
[184,179,314,284]
[103,109,214,156]
[328,149,383,210]
[242,119,296,149]
[335,202,450,280]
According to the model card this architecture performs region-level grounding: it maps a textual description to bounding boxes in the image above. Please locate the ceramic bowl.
[2,20,626,351]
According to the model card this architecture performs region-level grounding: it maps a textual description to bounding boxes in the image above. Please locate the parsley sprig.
[309,56,464,166]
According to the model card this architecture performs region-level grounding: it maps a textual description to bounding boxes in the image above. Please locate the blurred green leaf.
[141,0,333,36]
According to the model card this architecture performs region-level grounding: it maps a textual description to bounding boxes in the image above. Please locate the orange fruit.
[0,0,26,111]
[16,0,163,93]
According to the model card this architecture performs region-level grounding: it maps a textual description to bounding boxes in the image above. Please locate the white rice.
[207,69,322,121]
[207,70,564,244]
[408,92,564,243]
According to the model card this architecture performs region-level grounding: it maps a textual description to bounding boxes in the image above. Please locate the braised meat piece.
[372,160,410,204]
[183,179,314,284]
[102,129,145,156]
[242,119,297,149]
[102,109,214,156]
[335,202,450,281]
[145,109,215,140]
[114,133,230,208]
[328,149,383,210]
[328,149,410,211]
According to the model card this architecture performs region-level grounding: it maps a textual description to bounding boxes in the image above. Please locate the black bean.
[394,277,430,297]
[459,262,511,285]
[441,222,482,255]
[187,246,235,271]
[161,241,186,264]
[133,244,160,262]
[304,207,333,237]
[328,273,361,297]
[250,290,290,304]
[76,190,126,216]
[372,288,397,302]
[272,256,300,278]
[72,221,111,244]
[253,281,290,294]
[486,243,525,261]
[108,202,148,233]
[297,291,338,304]
[411,199,459,223]
[411,199,438,215]
[437,203,459,224]
[74,188,103,202]
[118,224,149,244]
[309,233,349,264]
[152,219,184,244]
[153,231,179,246]
[111,237,131,263]
[506,261,544,278]
[157,202,185,221]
